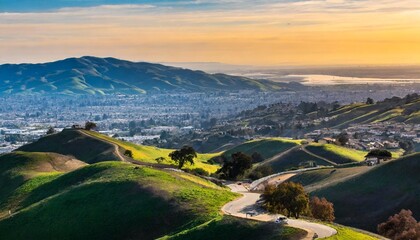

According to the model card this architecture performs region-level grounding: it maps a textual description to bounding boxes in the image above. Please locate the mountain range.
[0,56,296,95]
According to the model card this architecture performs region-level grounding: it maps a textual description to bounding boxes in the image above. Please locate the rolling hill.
[311,153,420,232]
[305,144,368,164]
[321,94,420,127]
[0,151,86,218]
[18,129,220,173]
[0,154,304,240]
[17,129,121,164]
[0,56,295,95]
[221,138,302,161]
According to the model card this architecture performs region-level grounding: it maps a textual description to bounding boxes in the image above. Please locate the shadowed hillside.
[0,161,304,240]
[312,153,420,232]
[0,151,86,217]
[17,129,120,163]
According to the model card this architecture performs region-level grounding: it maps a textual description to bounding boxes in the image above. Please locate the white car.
[275,216,288,224]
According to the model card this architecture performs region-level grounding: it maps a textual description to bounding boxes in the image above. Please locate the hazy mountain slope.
[312,153,420,232]
[0,56,290,95]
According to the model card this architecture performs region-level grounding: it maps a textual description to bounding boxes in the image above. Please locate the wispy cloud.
[1,0,420,65]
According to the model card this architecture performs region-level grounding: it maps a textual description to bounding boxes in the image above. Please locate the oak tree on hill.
[169,146,197,169]
[85,121,97,131]
[262,182,309,219]
[46,127,56,135]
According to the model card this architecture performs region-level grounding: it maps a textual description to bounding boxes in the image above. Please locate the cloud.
[1,0,420,65]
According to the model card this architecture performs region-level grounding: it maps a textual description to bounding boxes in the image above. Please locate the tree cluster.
[262,182,309,219]
[378,209,420,240]
[217,152,253,180]
[366,149,392,159]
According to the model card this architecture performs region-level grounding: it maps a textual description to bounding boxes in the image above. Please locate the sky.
[1,0,420,66]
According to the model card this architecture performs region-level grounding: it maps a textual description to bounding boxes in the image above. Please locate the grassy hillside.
[0,162,236,239]
[305,144,368,164]
[82,130,220,173]
[323,224,381,240]
[0,151,86,218]
[18,129,219,173]
[261,147,334,172]
[312,153,420,232]
[0,161,305,240]
[288,166,372,192]
[222,138,301,161]
[18,129,120,163]
[163,216,306,240]
[324,96,420,128]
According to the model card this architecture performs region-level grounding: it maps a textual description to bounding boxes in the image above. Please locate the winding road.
[222,182,337,239]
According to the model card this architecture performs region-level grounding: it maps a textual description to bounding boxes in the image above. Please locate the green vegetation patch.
[321,224,380,240]
[263,147,334,173]
[313,153,420,232]
[0,162,238,240]
[223,138,301,161]
[306,144,368,164]
[83,130,220,173]
[163,216,307,240]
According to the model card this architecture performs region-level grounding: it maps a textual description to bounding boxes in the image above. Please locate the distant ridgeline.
[0,56,300,95]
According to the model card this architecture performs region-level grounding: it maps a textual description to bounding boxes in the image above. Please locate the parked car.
[275,216,288,224]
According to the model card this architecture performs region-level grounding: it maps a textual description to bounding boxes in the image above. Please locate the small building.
[365,156,379,166]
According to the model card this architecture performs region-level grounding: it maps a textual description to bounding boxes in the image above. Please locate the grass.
[306,144,368,164]
[321,224,380,240]
[312,153,420,232]
[82,130,220,173]
[222,137,301,160]
[0,151,85,217]
[18,130,120,163]
[263,147,334,173]
[162,215,307,240]
[0,162,238,240]
[288,165,371,192]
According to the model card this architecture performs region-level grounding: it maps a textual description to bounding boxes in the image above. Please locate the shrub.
[378,209,420,240]
[124,150,133,158]
[309,196,335,222]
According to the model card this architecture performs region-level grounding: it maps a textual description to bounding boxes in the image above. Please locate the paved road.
[222,183,337,239]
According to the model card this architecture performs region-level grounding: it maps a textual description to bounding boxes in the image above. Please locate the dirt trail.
[301,146,338,166]
[259,145,301,165]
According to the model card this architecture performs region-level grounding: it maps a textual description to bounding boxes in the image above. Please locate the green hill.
[17,129,120,164]
[311,153,420,232]
[0,151,86,218]
[0,160,303,240]
[18,129,220,173]
[260,146,334,172]
[305,144,368,164]
[0,56,296,95]
[222,138,301,160]
[323,96,420,128]
[287,165,372,192]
